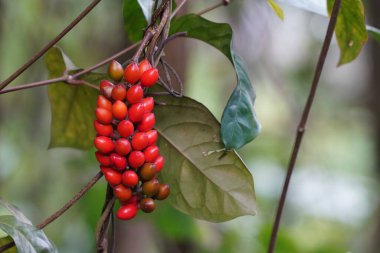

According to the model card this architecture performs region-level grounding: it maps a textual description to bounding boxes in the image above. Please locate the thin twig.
[267,0,342,252]
[0,77,66,94]
[170,0,188,19]
[96,185,115,253]
[0,0,102,91]
[155,32,187,60]
[196,0,230,16]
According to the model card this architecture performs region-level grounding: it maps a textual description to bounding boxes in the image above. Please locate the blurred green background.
[0,0,379,252]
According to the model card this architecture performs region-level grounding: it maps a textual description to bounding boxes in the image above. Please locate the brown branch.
[267,0,342,252]
[0,0,102,91]
[0,77,66,94]
[196,0,230,16]
[170,0,188,19]
[96,185,115,253]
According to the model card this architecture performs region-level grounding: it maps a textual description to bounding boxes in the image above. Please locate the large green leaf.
[154,94,257,222]
[170,14,261,149]
[123,0,148,42]
[221,53,261,150]
[327,0,367,65]
[0,216,57,253]
[45,47,101,149]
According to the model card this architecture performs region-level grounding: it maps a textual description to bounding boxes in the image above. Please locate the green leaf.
[221,52,261,150]
[367,25,380,43]
[0,216,57,253]
[137,0,154,22]
[267,0,285,20]
[45,47,102,149]
[0,236,16,253]
[123,0,148,42]
[170,14,261,149]
[154,94,257,222]
[327,0,368,65]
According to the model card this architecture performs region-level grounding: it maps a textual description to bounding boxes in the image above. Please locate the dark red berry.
[97,95,112,111]
[112,100,128,120]
[110,153,127,171]
[101,167,122,186]
[128,103,145,122]
[126,85,143,104]
[138,113,155,132]
[142,97,154,113]
[140,68,158,87]
[131,132,149,150]
[120,195,139,206]
[111,84,127,101]
[114,185,132,202]
[142,179,159,197]
[115,138,132,156]
[117,120,134,138]
[108,60,124,82]
[100,80,114,97]
[95,151,112,166]
[139,59,152,76]
[94,120,113,136]
[124,62,140,84]
[122,170,139,187]
[154,155,164,172]
[139,163,156,181]
[94,136,114,153]
[117,204,138,220]
[140,198,155,213]
[96,108,113,124]
[128,151,145,169]
[156,184,170,200]
[146,130,158,146]
[144,146,159,163]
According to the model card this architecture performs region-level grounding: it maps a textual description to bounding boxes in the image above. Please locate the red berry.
[110,153,127,171]
[97,95,112,111]
[139,198,156,213]
[100,80,114,97]
[128,103,145,122]
[142,179,159,197]
[139,163,156,181]
[108,60,124,82]
[138,113,155,132]
[94,136,114,153]
[95,151,112,166]
[139,59,152,76]
[142,97,154,113]
[112,100,128,120]
[115,138,132,156]
[114,185,132,202]
[140,68,158,87]
[154,155,164,172]
[131,132,149,150]
[93,120,113,136]
[117,120,134,138]
[111,84,127,101]
[122,170,139,187]
[146,130,158,146]
[144,146,159,162]
[126,85,143,104]
[124,62,141,84]
[156,184,170,200]
[120,195,139,206]
[117,204,138,220]
[95,108,113,124]
[128,151,145,169]
[101,167,122,186]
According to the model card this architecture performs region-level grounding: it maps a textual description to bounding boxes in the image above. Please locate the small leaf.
[45,47,103,149]
[123,0,148,42]
[0,199,32,225]
[154,94,257,222]
[170,14,261,149]
[327,0,368,65]
[0,216,57,253]
[267,0,285,20]
[221,52,261,150]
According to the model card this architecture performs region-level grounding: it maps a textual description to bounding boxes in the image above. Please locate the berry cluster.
[94,60,170,220]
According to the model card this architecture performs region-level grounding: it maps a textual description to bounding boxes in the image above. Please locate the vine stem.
[196,0,230,16]
[0,172,103,253]
[0,0,102,91]
[267,0,342,252]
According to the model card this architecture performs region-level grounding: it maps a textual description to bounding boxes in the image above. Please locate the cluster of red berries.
[94,59,170,220]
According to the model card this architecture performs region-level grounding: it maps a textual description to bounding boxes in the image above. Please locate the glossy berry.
[124,62,140,84]
[138,113,155,132]
[128,151,145,169]
[97,95,112,111]
[154,155,164,172]
[122,170,139,187]
[94,120,113,136]
[156,184,170,200]
[117,120,134,138]
[131,132,149,150]
[100,80,114,98]
[101,167,122,186]
[142,97,154,113]
[108,60,124,82]
[140,68,158,87]
[120,195,139,206]
[128,103,145,122]
[110,153,127,171]
[95,151,112,166]
[142,179,159,197]
[96,108,113,124]
[112,100,128,120]
[144,146,159,163]
[94,136,114,153]
[114,185,132,202]
[115,138,132,156]
[146,130,158,146]
[111,84,127,101]
[126,85,143,104]
[140,198,155,213]
[139,163,156,182]
[117,204,138,220]
[139,59,152,75]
